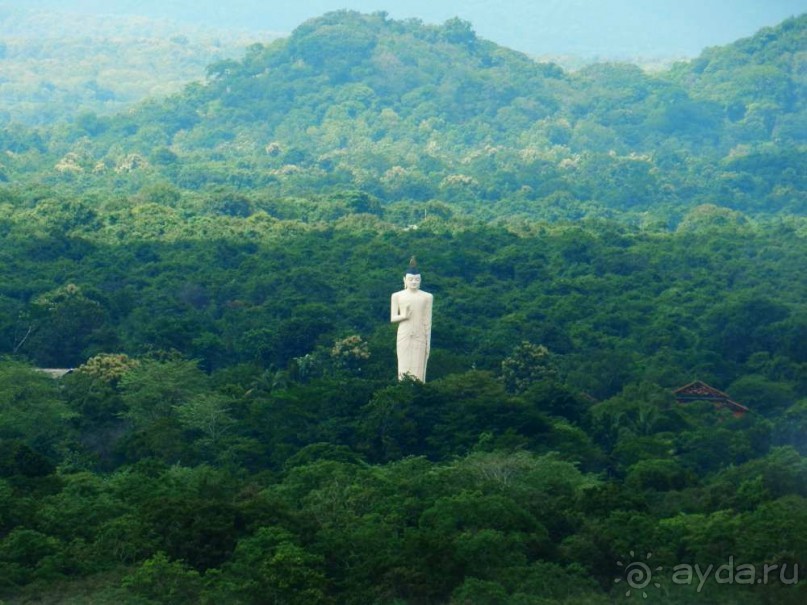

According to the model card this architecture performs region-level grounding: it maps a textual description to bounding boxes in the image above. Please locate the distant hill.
[1,11,804,222]
[671,15,805,123]
[0,6,276,125]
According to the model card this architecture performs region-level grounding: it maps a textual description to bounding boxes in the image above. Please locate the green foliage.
[0,9,804,604]
[120,552,203,604]
[0,360,77,456]
[21,283,109,367]
[215,527,328,604]
[501,341,558,393]
[624,458,691,491]
[0,8,267,126]
[0,528,64,587]
[77,353,141,383]
[119,358,207,427]
[3,12,804,223]
[0,440,56,479]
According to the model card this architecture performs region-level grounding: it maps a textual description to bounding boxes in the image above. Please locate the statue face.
[404,273,421,291]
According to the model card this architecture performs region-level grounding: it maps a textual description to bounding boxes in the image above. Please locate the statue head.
[403,256,421,290]
[403,273,421,291]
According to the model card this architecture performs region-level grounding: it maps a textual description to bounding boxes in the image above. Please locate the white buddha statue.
[390,257,433,381]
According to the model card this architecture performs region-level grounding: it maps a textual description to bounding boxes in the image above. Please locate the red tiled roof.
[674,380,749,414]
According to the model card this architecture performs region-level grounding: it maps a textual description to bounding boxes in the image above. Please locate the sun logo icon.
[615,551,663,598]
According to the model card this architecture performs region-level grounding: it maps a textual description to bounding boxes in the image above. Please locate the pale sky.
[10,0,807,59]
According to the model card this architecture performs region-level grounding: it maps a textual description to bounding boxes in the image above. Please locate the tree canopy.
[0,9,804,604]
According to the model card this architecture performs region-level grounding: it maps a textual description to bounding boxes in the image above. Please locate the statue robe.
[391,289,433,381]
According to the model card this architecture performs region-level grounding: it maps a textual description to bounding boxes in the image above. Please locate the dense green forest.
[0,5,270,126]
[2,11,805,224]
[0,10,805,604]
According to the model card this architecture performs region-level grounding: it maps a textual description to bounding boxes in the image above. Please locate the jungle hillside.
[0,10,805,604]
